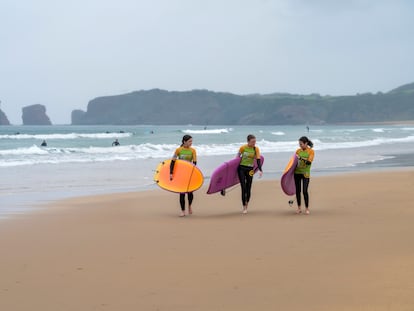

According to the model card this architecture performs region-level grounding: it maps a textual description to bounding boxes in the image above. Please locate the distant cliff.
[72,83,414,125]
[0,109,10,125]
[22,104,52,125]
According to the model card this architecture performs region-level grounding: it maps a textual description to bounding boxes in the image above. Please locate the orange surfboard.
[154,159,204,193]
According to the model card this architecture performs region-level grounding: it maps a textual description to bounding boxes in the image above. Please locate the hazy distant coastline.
[1,82,414,126]
[71,82,414,125]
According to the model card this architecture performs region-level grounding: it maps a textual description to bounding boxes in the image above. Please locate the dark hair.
[247,134,256,142]
[299,136,313,148]
[181,135,192,146]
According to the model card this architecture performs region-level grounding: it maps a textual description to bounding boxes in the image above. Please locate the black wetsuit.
[170,146,197,212]
[171,160,196,211]
[294,174,310,208]
[179,192,194,211]
[237,145,262,206]
[238,165,255,206]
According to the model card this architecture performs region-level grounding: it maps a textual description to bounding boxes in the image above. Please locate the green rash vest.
[239,145,260,167]
[294,148,315,177]
[174,147,197,163]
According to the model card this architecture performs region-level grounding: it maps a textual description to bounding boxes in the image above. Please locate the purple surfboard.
[207,155,264,194]
[280,154,298,196]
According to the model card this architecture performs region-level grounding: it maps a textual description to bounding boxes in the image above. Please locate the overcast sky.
[1,0,413,124]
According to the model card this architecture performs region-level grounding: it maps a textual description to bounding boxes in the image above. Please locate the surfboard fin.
[220,189,226,196]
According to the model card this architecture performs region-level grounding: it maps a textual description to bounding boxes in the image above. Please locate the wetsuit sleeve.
[255,147,262,171]
[172,147,180,160]
[308,149,315,163]
[303,149,314,165]
[170,160,176,175]
[238,145,244,157]
[256,158,263,172]
[255,147,261,159]
[170,148,180,174]
[192,148,197,164]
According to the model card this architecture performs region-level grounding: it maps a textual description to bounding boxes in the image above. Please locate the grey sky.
[1,0,413,124]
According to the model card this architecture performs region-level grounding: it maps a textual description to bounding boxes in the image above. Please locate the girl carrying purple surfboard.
[294,136,315,215]
[237,134,263,214]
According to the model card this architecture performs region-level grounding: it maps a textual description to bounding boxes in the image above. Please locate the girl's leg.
[238,167,247,207]
[179,193,186,216]
[294,174,302,213]
[188,192,194,214]
[303,178,310,214]
[245,174,253,206]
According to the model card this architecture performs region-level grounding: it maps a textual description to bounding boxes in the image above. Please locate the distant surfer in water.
[112,139,120,146]
[294,136,314,215]
[237,134,263,214]
[40,140,47,147]
[170,135,197,217]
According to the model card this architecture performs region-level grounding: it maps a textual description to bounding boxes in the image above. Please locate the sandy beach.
[1,171,414,311]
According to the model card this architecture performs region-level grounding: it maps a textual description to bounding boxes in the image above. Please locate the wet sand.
[1,171,414,311]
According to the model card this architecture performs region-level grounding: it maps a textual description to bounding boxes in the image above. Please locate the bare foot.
[305,209,310,215]
[179,211,185,217]
[296,208,302,214]
[188,207,193,215]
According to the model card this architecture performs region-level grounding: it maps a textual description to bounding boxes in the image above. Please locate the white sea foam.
[313,136,414,150]
[181,128,231,134]
[271,131,285,136]
[0,145,49,155]
[1,135,414,167]
[0,132,133,140]
[332,128,366,133]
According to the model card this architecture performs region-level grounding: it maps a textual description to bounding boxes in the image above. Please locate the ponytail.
[299,136,313,148]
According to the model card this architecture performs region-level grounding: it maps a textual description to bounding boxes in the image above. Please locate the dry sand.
[1,171,414,311]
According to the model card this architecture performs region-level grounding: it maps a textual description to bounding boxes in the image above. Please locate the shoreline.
[2,165,414,222]
[49,165,414,206]
[2,164,414,222]
[1,170,414,310]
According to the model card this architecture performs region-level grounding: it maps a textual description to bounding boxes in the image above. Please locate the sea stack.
[0,109,11,125]
[71,109,87,125]
[22,104,52,125]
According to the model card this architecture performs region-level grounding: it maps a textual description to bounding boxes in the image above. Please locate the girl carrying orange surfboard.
[170,135,198,217]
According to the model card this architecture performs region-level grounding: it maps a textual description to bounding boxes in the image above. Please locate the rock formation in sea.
[22,104,52,125]
[0,109,11,125]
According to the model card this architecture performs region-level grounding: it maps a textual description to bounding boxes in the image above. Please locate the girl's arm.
[170,149,179,179]
[256,158,263,172]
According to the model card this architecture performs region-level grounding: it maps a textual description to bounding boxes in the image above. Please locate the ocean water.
[1,124,414,218]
